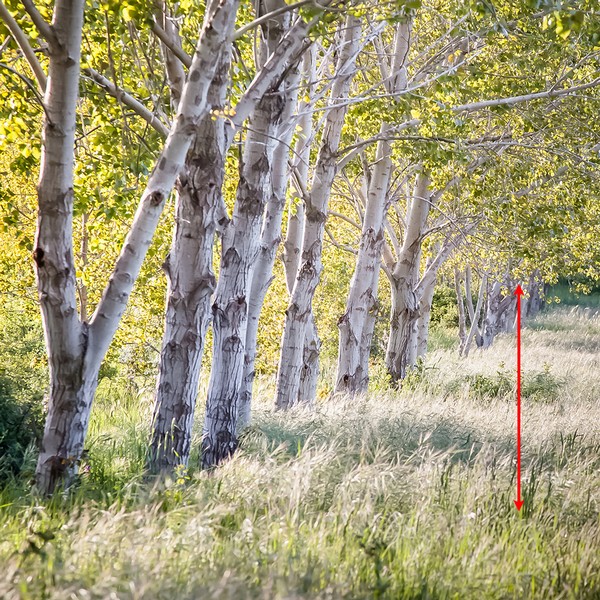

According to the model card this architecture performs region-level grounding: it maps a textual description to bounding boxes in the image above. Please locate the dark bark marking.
[33,247,45,267]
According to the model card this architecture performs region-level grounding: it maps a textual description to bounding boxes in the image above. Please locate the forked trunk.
[482,280,515,348]
[384,173,430,382]
[35,0,240,493]
[238,59,301,428]
[281,50,316,406]
[202,93,283,467]
[276,16,362,410]
[149,52,230,473]
[386,279,420,381]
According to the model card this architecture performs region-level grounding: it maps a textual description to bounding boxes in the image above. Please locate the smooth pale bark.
[385,182,473,378]
[416,255,436,359]
[34,0,239,494]
[525,269,544,317]
[335,144,392,393]
[202,96,282,468]
[297,314,320,404]
[148,50,231,473]
[202,2,293,467]
[238,49,301,428]
[335,22,412,394]
[276,15,362,410]
[463,264,483,349]
[385,173,431,382]
[482,280,515,348]
[282,50,318,406]
[462,272,487,357]
[283,200,305,294]
[33,0,87,495]
[146,2,320,471]
[156,1,186,111]
[454,268,467,354]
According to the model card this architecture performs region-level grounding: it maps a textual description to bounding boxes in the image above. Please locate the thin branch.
[454,77,600,113]
[151,20,192,68]
[84,67,169,138]
[20,0,56,46]
[233,0,313,40]
[328,209,361,230]
[0,60,49,117]
[0,1,46,90]
[338,77,600,162]
[324,225,357,255]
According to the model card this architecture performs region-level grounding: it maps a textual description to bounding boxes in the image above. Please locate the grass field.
[0,307,599,599]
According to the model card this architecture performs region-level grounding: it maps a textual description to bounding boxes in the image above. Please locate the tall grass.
[0,308,599,599]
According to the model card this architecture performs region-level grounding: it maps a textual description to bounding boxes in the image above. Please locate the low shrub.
[0,375,44,480]
[443,363,565,403]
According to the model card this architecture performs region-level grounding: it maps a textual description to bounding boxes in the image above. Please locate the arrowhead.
[514,499,524,511]
[514,284,524,296]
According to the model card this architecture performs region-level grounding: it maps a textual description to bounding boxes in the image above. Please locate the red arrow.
[514,284,524,511]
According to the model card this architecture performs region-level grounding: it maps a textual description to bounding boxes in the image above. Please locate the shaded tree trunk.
[202,1,297,466]
[454,268,467,353]
[238,48,301,428]
[525,269,544,317]
[149,51,231,473]
[462,272,487,357]
[385,173,430,382]
[416,255,436,359]
[281,50,317,406]
[202,94,283,468]
[482,280,515,348]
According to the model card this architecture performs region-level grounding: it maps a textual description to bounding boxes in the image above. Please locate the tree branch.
[84,67,169,138]
[20,0,56,47]
[0,1,46,91]
[233,0,313,40]
[151,20,192,68]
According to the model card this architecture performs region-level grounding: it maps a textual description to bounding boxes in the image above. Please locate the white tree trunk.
[525,269,544,317]
[35,0,239,494]
[149,50,231,473]
[202,2,297,466]
[454,268,467,354]
[276,15,362,410]
[416,257,436,358]
[238,51,301,428]
[482,280,515,348]
[385,173,431,382]
[297,314,320,403]
[462,272,487,357]
[335,146,392,393]
[335,21,412,394]
[281,50,317,405]
[31,1,92,495]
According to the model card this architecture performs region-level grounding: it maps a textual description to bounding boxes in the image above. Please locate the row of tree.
[1,0,599,494]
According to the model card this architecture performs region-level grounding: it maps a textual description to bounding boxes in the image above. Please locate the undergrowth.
[0,308,598,599]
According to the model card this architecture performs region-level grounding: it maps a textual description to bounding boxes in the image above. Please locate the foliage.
[0,376,44,480]
[430,285,460,327]
[0,302,46,480]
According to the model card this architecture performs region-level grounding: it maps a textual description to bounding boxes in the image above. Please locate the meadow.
[0,306,599,599]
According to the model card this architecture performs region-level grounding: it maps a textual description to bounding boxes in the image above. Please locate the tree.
[0,0,241,494]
